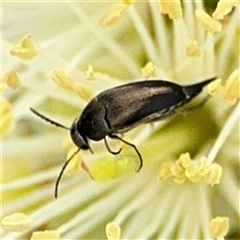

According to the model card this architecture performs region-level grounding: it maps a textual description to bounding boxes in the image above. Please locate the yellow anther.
[31,230,60,240]
[159,0,183,20]
[51,68,76,92]
[213,0,238,20]
[195,9,222,34]
[198,156,211,175]
[106,221,121,240]
[10,34,38,60]
[76,85,94,101]
[158,162,173,179]
[185,40,202,57]
[1,99,15,138]
[1,213,31,232]
[177,152,191,168]
[141,62,157,79]
[4,70,21,89]
[85,65,96,80]
[185,164,202,183]
[210,217,229,238]
[171,164,186,184]
[203,163,222,186]
[100,3,128,27]
[207,78,223,96]
[222,69,240,105]
[173,173,187,185]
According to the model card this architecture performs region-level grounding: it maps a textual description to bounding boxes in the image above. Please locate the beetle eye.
[70,120,89,150]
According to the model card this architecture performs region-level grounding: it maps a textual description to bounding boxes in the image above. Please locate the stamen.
[207,78,223,96]
[106,221,121,240]
[100,3,129,27]
[195,9,222,34]
[4,70,21,89]
[10,34,38,60]
[1,213,31,232]
[203,163,223,186]
[159,0,183,20]
[1,99,15,138]
[85,64,96,80]
[51,68,76,92]
[185,40,202,57]
[30,230,60,240]
[172,167,187,184]
[210,217,229,238]
[76,85,94,101]
[213,0,238,20]
[158,154,223,185]
[157,162,173,179]
[141,62,157,78]
[222,69,240,105]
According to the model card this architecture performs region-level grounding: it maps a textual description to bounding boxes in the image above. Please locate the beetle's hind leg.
[104,137,122,155]
[108,134,143,172]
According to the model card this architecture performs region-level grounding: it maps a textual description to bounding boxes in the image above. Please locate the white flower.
[2,1,239,239]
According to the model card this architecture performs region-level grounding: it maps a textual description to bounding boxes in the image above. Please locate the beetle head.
[70,119,89,150]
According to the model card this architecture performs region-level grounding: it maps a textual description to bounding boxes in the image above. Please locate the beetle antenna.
[30,107,70,130]
[55,148,80,198]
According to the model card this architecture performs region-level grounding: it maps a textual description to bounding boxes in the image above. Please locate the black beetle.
[30,77,215,197]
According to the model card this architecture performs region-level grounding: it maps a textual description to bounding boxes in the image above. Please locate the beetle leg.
[108,134,143,172]
[104,137,122,155]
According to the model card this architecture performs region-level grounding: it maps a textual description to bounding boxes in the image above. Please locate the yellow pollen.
[10,34,38,60]
[1,213,31,232]
[106,221,121,240]
[198,156,211,175]
[213,0,238,20]
[51,68,76,92]
[171,163,186,184]
[207,78,223,96]
[141,62,157,79]
[4,70,21,89]
[157,162,173,179]
[1,99,15,138]
[159,0,183,20]
[176,152,191,168]
[76,85,94,101]
[30,230,60,240]
[222,69,240,105]
[203,163,223,186]
[85,65,96,80]
[210,217,229,238]
[100,3,128,27]
[158,154,222,185]
[195,9,222,34]
[186,167,203,183]
[185,40,202,57]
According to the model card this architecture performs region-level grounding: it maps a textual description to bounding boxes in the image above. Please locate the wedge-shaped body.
[77,78,214,141]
